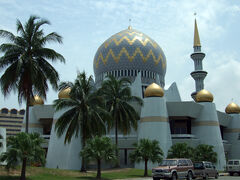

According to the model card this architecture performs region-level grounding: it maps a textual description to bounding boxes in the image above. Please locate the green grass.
[0,166,152,180]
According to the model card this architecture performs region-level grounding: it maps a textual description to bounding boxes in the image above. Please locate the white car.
[227,159,240,176]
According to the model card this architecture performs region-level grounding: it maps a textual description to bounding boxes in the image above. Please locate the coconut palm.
[80,136,117,179]
[0,15,65,133]
[130,139,164,177]
[0,132,45,180]
[167,143,194,159]
[54,71,111,172]
[100,75,143,159]
[193,144,217,163]
[0,134,3,148]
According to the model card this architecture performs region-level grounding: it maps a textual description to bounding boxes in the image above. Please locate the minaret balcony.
[191,70,207,80]
[191,52,205,61]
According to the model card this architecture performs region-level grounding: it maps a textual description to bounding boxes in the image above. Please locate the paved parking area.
[218,176,240,180]
[119,176,240,180]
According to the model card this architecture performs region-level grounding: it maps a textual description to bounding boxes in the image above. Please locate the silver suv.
[227,159,240,176]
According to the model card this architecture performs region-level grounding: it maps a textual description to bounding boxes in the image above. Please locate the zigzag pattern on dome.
[94,47,165,68]
[116,30,143,37]
[103,35,158,49]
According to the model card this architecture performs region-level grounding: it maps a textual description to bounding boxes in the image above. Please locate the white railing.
[41,135,50,140]
[171,134,196,139]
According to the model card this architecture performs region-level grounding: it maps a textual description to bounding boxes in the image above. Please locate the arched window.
[10,109,17,114]
[1,108,8,114]
[19,109,25,115]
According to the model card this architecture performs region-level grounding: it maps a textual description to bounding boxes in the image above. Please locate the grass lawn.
[0,166,152,180]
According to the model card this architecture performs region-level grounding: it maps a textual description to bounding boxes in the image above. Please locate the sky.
[0,0,240,112]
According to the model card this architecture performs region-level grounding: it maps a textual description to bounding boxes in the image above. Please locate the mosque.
[17,19,240,171]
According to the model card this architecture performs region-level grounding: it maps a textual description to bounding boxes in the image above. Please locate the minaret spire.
[194,19,201,48]
[190,16,208,100]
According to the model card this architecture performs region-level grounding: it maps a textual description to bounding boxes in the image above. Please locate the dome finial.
[194,14,201,47]
[128,18,132,30]
[144,83,164,97]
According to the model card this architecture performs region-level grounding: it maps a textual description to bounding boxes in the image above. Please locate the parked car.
[227,159,240,176]
[193,161,218,179]
[152,159,194,180]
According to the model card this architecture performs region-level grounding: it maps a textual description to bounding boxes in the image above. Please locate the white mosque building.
[20,19,240,171]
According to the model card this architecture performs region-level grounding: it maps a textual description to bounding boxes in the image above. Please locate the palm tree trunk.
[97,159,101,179]
[115,113,119,167]
[144,159,148,177]
[25,95,30,133]
[80,115,86,172]
[20,157,27,180]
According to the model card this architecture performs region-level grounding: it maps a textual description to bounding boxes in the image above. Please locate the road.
[120,176,240,180]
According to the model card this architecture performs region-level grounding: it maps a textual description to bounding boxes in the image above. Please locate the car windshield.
[234,161,239,165]
[159,160,177,166]
[194,162,203,169]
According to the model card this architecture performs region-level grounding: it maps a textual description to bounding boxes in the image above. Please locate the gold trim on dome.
[225,102,240,114]
[144,83,164,97]
[116,31,143,37]
[103,35,158,49]
[196,89,213,102]
[95,47,165,68]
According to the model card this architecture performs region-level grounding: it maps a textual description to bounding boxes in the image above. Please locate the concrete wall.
[136,97,172,169]
[224,114,240,160]
[192,102,226,170]
[0,127,7,165]
[46,109,82,170]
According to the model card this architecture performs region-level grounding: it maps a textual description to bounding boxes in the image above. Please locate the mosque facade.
[19,19,240,171]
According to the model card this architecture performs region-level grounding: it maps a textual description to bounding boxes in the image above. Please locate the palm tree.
[167,143,194,159]
[100,75,143,159]
[0,15,65,133]
[54,71,111,172]
[193,144,217,163]
[130,139,164,177]
[80,136,117,179]
[0,134,3,148]
[0,132,45,180]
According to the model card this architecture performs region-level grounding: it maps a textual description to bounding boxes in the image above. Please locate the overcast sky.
[0,0,240,112]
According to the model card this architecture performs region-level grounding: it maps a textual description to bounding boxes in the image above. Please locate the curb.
[219,173,228,176]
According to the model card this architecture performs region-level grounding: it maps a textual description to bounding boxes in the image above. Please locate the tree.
[0,15,65,133]
[193,144,217,163]
[80,136,117,179]
[100,75,143,160]
[0,132,45,180]
[54,71,111,172]
[167,143,194,159]
[130,139,164,177]
[0,134,3,148]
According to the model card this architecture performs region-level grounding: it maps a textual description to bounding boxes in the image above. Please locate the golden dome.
[58,87,71,99]
[30,95,44,106]
[225,102,240,114]
[196,89,213,102]
[144,83,164,97]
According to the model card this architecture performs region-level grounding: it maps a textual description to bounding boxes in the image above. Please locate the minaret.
[190,19,207,100]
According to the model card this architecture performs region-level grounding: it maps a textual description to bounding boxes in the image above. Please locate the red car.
[152,159,194,180]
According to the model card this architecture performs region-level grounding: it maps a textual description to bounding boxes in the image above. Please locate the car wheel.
[229,172,233,176]
[187,171,193,180]
[215,173,219,179]
[172,173,177,180]
[153,177,160,180]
